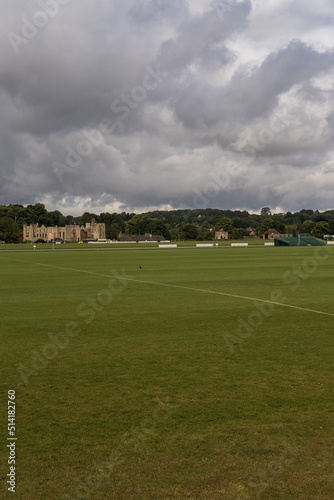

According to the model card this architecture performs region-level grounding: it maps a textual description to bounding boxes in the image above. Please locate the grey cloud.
[224,41,334,120]
[127,0,189,24]
[159,1,251,74]
[1,0,334,214]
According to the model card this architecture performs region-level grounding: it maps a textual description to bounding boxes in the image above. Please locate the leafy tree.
[274,221,285,233]
[201,221,210,231]
[169,227,179,241]
[108,223,119,240]
[67,215,81,225]
[59,215,69,226]
[285,224,298,234]
[40,210,63,227]
[182,224,199,240]
[100,212,125,236]
[138,215,150,235]
[231,228,244,240]
[80,212,98,225]
[125,215,140,235]
[232,218,249,229]
[302,220,315,234]
[215,217,233,233]
[0,217,20,242]
[124,213,135,222]
[26,203,48,224]
[150,219,170,238]
[259,218,285,235]
[124,215,170,239]
[314,214,329,222]
[298,209,314,223]
[198,228,214,240]
[4,204,26,224]
[284,211,294,221]
[260,207,271,217]
[311,222,330,238]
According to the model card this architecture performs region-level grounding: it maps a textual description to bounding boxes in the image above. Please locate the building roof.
[262,228,281,235]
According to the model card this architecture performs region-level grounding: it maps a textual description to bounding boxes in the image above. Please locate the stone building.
[215,229,229,240]
[261,228,281,240]
[247,227,257,237]
[23,219,105,243]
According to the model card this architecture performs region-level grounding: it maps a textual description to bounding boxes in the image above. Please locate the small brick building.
[262,228,281,240]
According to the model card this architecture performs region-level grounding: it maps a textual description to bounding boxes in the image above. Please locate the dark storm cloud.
[227,40,334,119]
[1,0,334,214]
[158,2,251,74]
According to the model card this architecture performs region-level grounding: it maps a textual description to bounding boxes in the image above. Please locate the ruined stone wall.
[23,220,105,242]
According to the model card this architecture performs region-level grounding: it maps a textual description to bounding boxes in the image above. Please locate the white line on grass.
[2,256,334,318]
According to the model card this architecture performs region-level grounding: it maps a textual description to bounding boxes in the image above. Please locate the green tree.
[0,217,20,242]
[283,211,295,224]
[81,212,98,225]
[259,218,285,235]
[26,203,47,224]
[169,227,179,241]
[260,207,271,217]
[215,217,233,233]
[108,223,119,240]
[138,215,150,235]
[302,220,315,234]
[201,221,210,231]
[100,212,125,236]
[285,224,298,234]
[125,215,140,235]
[198,228,214,241]
[231,228,244,240]
[59,215,69,226]
[182,224,199,240]
[150,218,170,238]
[311,221,330,238]
[124,215,170,239]
[232,218,249,229]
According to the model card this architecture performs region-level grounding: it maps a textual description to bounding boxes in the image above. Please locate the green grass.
[0,238,267,252]
[1,246,334,499]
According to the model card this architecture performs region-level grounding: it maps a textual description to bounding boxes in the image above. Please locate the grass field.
[0,238,267,252]
[1,245,334,499]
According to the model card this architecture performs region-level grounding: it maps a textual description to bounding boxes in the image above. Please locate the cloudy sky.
[1,0,334,216]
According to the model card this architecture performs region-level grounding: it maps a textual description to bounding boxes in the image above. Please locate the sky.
[1,0,334,216]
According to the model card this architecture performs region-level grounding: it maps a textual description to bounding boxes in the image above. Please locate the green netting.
[274,236,326,247]
[274,237,297,246]
[301,236,326,246]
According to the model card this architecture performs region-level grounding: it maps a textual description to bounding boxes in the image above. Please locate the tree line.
[1,204,334,242]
